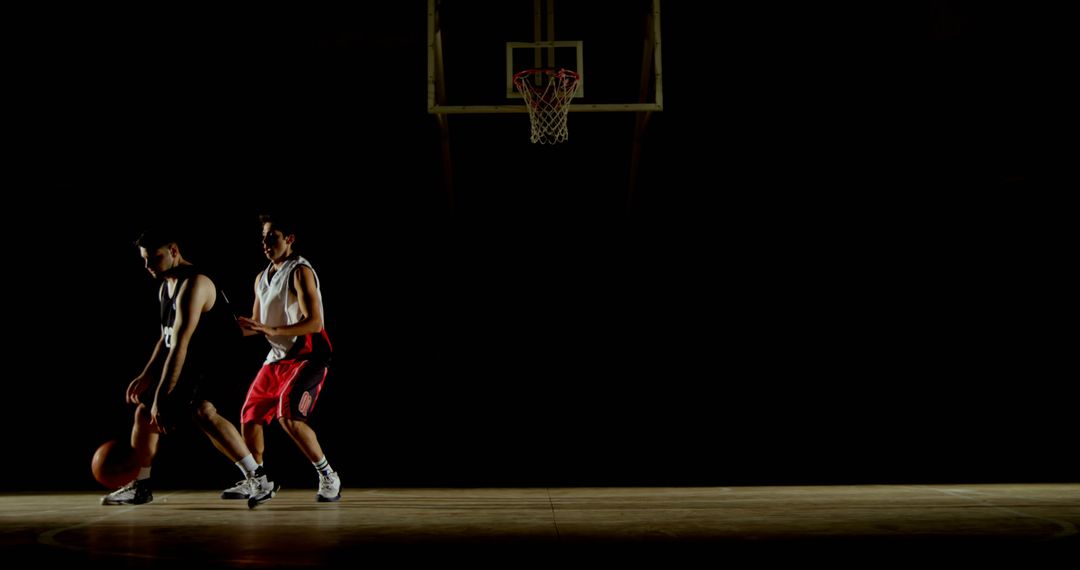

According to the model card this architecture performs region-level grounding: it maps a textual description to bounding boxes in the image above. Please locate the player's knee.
[278,416,304,434]
[134,403,152,424]
[191,400,218,422]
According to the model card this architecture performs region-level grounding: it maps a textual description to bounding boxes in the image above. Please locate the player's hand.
[238,316,270,335]
[149,398,170,435]
[126,375,152,405]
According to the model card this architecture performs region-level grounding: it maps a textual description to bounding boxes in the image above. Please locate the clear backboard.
[428,0,663,114]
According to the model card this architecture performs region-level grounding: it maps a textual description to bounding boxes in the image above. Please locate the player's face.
[261,223,291,262]
[140,245,175,279]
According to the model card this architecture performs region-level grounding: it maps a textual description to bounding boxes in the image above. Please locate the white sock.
[237,454,260,477]
[136,467,152,481]
[313,457,333,478]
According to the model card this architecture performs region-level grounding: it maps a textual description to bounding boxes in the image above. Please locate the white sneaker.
[101,478,153,505]
[246,469,280,509]
[221,479,251,500]
[317,472,341,502]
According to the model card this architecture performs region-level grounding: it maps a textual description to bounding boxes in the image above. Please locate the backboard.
[428,0,663,114]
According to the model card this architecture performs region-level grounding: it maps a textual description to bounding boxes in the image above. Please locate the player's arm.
[237,271,265,336]
[156,275,213,397]
[127,335,165,404]
[241,266,324,337]
[276,265,324,336]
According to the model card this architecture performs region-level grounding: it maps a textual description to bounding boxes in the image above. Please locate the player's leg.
[242,422,266,464]
[277,360,340,502]
[102,404,157,505]
[240,364,278,465]
[279,418,340,502]
[132,402,160,468]
[239,365,284,508]
[191,399,249,462]
[189,399,269,502]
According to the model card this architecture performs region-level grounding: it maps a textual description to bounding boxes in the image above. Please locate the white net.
[512,68,580,144]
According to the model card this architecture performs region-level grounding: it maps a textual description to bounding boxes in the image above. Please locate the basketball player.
[224,214,341,504]
[101,228,279,507]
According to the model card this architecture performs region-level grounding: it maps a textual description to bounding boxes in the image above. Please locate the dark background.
[11,3,1070,492]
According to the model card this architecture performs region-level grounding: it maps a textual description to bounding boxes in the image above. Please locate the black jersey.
[159,266,242,378]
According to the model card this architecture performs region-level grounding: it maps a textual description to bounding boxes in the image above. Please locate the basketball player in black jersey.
[101,228,279,508]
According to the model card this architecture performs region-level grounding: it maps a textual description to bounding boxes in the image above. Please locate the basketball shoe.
[246,468,280,509]
[221,478,252,500]
[101,478,153,505]
[317,471,341,502]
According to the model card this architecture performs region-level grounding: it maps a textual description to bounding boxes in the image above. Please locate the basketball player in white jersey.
[226,214,341,505]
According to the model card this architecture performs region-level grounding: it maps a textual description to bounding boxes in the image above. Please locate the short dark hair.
[258,213,299,237]
[134,227,181,251]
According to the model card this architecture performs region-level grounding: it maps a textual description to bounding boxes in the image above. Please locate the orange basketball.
[91,440,139,489]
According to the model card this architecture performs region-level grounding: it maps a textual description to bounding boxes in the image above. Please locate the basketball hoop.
[512,68,580,144]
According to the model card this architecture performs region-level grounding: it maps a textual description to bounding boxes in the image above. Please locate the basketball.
[91,440,139,489]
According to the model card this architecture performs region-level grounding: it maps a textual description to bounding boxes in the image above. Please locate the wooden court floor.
[2,484,1078,566]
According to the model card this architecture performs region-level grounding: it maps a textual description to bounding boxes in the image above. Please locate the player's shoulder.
[290,258,317,276]
[177,271,218,296]
[189,270,217,287]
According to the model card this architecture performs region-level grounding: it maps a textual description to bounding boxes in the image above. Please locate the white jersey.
[258,255,323,363]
